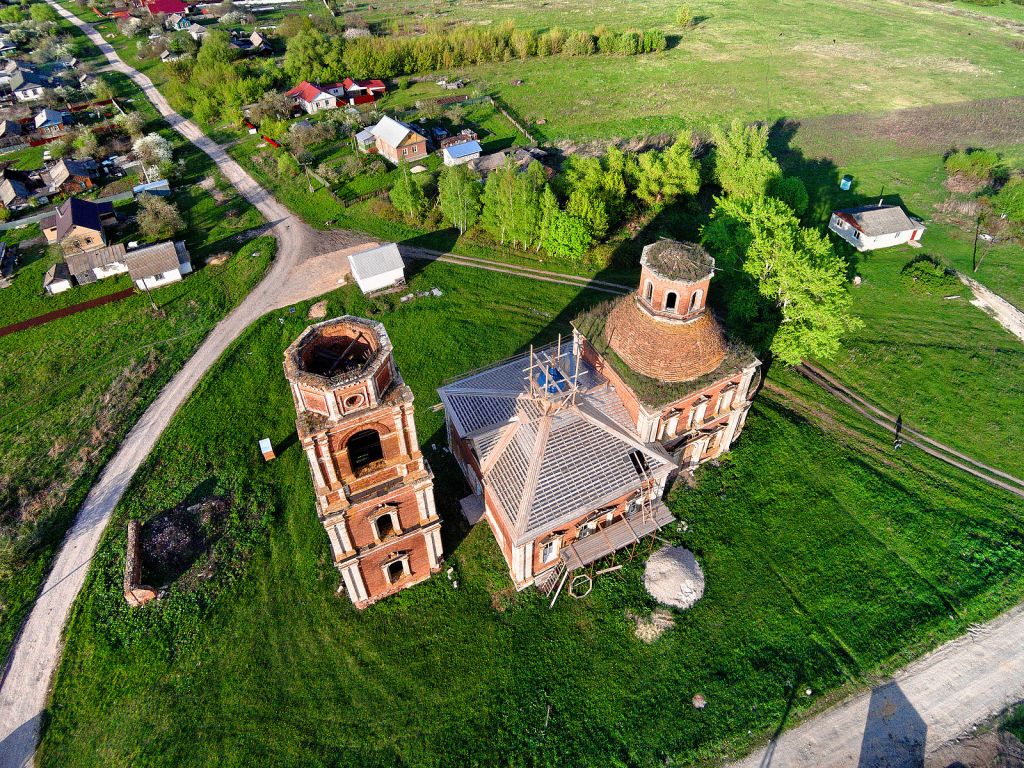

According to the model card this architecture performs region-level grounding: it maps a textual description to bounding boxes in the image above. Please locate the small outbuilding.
[348,242,405,294]
[828,203,925,252]
[442,139,482,167]
[43,262,73,295]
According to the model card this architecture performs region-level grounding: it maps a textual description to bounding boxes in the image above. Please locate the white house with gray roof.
[348,242,405,294]
[828,203,925,252]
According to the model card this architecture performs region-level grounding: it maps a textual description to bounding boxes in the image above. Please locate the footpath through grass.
[39,260,1024,767]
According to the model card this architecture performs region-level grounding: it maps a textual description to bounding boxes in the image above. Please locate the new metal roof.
[348,242,405,282]
[443,140,482,160]
[438,345,673,544]
[371,116,423,149]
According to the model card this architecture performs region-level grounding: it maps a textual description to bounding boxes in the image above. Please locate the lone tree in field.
[710,119,781,199]
[437,163,482,234]
[702,194,861,365]
[389,163,428,222]
[137,194,185,240]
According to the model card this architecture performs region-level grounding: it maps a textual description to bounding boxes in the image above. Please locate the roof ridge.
[513,413,550,539]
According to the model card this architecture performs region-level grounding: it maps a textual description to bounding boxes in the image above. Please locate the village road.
[0,5,372,767]
[730,601,1024,767]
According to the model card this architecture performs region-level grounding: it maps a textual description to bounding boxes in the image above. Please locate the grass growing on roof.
[39,259,1024,767]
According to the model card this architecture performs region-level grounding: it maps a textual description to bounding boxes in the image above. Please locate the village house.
[337,77,386,105]
[42,157,99,195]
[439,128,479,150]
[34,108,67,138]
[145,0,190,17]
[348,242,405,294]
[442,139,482,167]
[229,30,270,56]
[165,12,191,31]
[285,81,337,114]
[363,115,427,164]
[283,317,443,608]
[438,239,760,593]
[0,119,21,140]
[828,203,925,251]
[10,69,45,102]
[41,196,116,253]
[124,240,193,290]
[0,176,32,210]
[186,23,207,43]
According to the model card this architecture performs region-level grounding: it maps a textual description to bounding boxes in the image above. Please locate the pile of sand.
[644,546,705,610]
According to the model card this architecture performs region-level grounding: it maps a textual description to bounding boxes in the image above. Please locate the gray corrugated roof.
[835,204,921,237]
[64,242,127,276]
[348,242,405,282]
[438,344,673,543]
[125,240,188,280]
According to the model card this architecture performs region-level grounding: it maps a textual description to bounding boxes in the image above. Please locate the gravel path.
[959,271,1024,344]
[730,602,1024,767]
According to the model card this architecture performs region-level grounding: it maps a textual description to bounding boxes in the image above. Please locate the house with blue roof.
[442,139,482,167]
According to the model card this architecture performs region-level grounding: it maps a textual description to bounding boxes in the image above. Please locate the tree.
[767,175,809,216]
[508,161,546,249]
[72,128,99,160]
[114,111,146,138]
[389,163,427,222]
[994,176,1024,223]
[702,195,861,366]
[566,186,609,241]
[437,163,482,234]
[0,7,23,23]
[710,119,782,198]
[133,133,172,178]
[480,160,518,244]
[542,209,590,261]
[249,90,292,125]
[633,135,700,208]
[30,4,58,22]
[137,194,185,240]
[284,28,344,83]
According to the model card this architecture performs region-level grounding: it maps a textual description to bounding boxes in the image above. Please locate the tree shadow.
[397,227,462,283]
[858,681,926,767]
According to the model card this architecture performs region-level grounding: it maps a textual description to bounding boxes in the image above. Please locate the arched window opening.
[387,560,405,583]
[643,281,653,302]
[688,289,702,313]
[374,513,396,540]
[665,292,678,312]
[348,429,384,476]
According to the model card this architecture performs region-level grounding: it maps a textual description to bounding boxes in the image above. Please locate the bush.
[901,255,959,295]
[676,5,694,26]
[993,176,1024,223]
[945,149,1000,182]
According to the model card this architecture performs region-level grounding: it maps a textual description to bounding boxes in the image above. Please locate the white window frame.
[370,505,402,543]
[381,553,411,584]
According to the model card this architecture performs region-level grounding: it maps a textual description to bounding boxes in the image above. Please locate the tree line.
[286,20,668,82]
[390,120,860,367]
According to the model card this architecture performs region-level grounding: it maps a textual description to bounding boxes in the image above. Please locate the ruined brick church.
[284,317,442,608]
[438,239,760,592]
[284,239,759,604]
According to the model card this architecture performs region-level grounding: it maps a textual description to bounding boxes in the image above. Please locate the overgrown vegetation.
[900,254,960,295]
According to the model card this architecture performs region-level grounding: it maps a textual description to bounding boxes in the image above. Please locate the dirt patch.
[197,176,229,205]
[783,98,1024,162]
[140,497,230,590]
[926,729,1024,767]
[206,251,231,267]
[555,133,675,160]
[627,607,676,643]
[944,173,988,195]
[307,300,327,319]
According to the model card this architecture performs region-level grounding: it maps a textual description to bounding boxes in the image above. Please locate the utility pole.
[972,214,981,272]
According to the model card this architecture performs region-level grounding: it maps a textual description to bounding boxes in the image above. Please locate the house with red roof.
[145,0,189,16]
[285,81,337,114]
[337,78,386,105]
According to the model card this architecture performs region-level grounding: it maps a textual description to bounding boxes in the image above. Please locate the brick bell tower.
[283,316,442,608]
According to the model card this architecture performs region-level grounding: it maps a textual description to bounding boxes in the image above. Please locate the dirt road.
[731,601,1024,768]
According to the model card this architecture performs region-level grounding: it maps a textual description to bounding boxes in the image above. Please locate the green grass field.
[37,260,1024,767]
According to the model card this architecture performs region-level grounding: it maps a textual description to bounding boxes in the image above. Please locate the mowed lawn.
[39,261,1024,767]
[350,0,1024,140]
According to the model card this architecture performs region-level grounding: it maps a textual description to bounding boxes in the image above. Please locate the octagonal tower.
[284,316,442,608]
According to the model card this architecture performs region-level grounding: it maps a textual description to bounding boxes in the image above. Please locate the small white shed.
[348,243,406,294]
[442,140,482,166]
